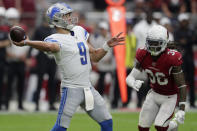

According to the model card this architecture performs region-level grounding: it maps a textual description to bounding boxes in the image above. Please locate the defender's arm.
[126,60,144,91]
[172,66,187,111]
[172,66,187,124]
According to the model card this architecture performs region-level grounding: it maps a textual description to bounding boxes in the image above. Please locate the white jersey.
[44,26,92,88]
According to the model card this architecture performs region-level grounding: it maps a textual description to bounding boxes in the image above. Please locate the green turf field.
[0,111,196,131]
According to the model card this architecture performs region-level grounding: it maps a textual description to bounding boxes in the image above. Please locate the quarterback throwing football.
[126,25,187,131]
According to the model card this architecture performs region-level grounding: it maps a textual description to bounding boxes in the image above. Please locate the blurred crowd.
[0,0,197,111]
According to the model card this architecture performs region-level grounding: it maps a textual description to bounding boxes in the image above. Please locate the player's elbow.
[90,51,101,63]
[91,57,100,63]
[45,43,59,53]
[126,76,130,84]
[126,75,134,87]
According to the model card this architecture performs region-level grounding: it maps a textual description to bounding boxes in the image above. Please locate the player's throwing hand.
[12,39,27,47]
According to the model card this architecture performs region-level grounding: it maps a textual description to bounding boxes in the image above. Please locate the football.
[9,26,26,42]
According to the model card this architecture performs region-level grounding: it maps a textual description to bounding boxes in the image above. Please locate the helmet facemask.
[52,12,78,30]
[146,38,167,56]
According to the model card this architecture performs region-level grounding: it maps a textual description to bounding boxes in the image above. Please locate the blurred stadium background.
[0,0,197,131]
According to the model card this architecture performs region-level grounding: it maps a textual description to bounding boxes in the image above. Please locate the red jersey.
[136,48,183,95]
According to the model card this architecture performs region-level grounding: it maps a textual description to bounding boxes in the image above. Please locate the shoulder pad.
[136,48,148,64]
[167,49,183,66]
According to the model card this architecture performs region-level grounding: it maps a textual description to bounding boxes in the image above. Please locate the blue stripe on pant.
[51,123,67,131]
[51,87,68,131]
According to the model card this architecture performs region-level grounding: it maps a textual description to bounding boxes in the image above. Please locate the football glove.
[168,118,178,131]
[126,76,144,91]
[175,110,185,124]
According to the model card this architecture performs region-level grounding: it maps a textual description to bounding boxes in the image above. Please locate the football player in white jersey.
[12,2,124,131]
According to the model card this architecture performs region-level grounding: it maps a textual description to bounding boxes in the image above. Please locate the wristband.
[102,42,111,51]
[172,70,183,74]
[179,102,186,106]
[24,40,27,46]
[178,85,187,88]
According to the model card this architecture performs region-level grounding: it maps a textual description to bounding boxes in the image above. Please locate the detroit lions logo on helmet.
[48,7,60,20]
[46,2,78,30]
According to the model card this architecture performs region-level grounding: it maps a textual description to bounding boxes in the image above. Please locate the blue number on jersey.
[77,42,87,65]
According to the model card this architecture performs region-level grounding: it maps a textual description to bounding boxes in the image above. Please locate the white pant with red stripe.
[139,89,177,127]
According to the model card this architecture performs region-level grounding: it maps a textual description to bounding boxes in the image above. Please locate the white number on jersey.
[145,69,168,85]
[167,50,177,56]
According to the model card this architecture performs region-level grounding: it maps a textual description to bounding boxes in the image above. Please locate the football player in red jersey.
[126,25,187,131]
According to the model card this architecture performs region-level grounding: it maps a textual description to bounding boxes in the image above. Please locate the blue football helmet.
[46,2,78,30]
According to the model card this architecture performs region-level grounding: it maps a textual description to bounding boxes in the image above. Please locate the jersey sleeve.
[171,51,183,66]
[44,36,61,55]
[135,48,146,64]
[44,36,61,48]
